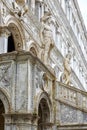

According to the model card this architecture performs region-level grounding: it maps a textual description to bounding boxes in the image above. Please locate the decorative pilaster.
[0,26,11,54]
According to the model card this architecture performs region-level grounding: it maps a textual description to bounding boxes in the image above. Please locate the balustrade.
[56,81,87,111]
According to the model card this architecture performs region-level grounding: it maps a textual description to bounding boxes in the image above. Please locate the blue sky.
[77,0,87,29]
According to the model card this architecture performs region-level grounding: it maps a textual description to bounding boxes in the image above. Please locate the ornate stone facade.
[0,0,87,130]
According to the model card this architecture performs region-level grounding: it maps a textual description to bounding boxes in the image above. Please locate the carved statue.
[40,12,54,65]
[62,54,71,85]
[12,0,28,17]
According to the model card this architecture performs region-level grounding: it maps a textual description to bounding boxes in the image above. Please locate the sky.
[77,0,87,29]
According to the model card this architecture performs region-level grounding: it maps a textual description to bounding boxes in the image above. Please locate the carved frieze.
[36,66,50,92]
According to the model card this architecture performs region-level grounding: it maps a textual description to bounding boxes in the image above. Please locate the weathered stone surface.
[0,0,87,129]
[60,103,77,124]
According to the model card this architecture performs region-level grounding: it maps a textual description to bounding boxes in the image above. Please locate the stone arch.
[35,92,52,112]
[36,92,53,130]
[26,40,40,57]
[30,47,37,56]
[4,15,25,51]
[0,88,11,113]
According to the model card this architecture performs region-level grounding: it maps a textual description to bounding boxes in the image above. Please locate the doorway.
[0,100,5,130]
[38,98,50,130]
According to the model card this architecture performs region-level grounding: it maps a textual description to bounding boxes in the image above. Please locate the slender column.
[0,26,11,54]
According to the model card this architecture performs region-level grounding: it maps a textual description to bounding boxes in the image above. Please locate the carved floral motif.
[0,63,11,87]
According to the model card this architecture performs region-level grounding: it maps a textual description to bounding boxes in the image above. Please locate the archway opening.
[8,22,23,51]
[8,34,15,52]
[38,98,50,130]
[0,100,5,130]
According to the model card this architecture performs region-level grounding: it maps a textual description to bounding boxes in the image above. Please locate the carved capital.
[4,113,39,124]
[0,26,11,37]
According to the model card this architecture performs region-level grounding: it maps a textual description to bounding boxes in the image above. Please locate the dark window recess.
[0,100,5,130]
[8,34,15,52]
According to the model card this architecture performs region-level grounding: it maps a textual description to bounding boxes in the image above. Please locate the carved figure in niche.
[35,69,48,92]
[62,53,71,85]
[39,71,45,91]
[40,12,54,65]
[12,0,28,17]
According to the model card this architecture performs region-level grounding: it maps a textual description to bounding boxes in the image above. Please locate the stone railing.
[56,81,87,112]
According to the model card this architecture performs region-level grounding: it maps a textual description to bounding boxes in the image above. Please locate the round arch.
[26,40,38,55]
[35,92,53,130]
[26,40,41,58]
[0,88,11,113]
[0,88,11,130]
[30,47,37,56]
[35,92,52,118]
[4,15,25,51]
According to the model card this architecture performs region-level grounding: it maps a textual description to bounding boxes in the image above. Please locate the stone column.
[0,26,11,54]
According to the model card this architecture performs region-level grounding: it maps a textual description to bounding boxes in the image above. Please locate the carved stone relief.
[61,53,71,85]
[35,67,45,90]
[12,0,28,18]
[1,5,6,24]
[35,66,48,92]
[0,62,12,88]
